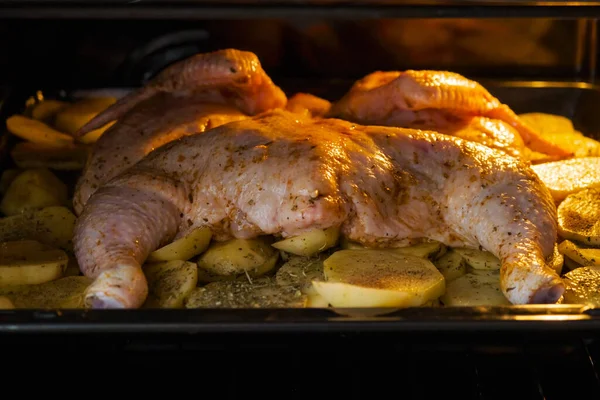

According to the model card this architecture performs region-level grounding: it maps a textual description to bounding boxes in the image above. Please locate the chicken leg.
[73,109,563,309]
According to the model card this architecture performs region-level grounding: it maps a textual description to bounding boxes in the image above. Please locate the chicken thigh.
[72,49,287,215]
[327,70,573,161]
[73,109,563,309]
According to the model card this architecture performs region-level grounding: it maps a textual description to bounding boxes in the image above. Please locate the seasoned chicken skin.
[327,70,573,160]
[73,109,563,309]
[74,48,287,137]
[72,49,287,214]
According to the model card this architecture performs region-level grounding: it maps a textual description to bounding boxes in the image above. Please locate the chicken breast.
[73,109,563,309]
[327,70,573,160]
[72,48,288,215]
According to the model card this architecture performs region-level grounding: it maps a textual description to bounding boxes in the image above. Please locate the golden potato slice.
[0,169,20,194]
[197,237,279,279]
[30,99,69,122]
[185,277,307,308]
[0,296,14,309]
[0,240,67,286]
[147,226,212,262]
[340,237,446,259]
[557,240,600,267]
[5,115,74,147]
[272,226,340,257]
[143,260,198,308]
[77,121,116,144]
[306,292,329,308]
[532,157,600,202]
[433,249,467,282]
[557,187,600,246]
[518,112,575,137]
[562,266,600,306]
[312,249,445,308]
[0,168,68,216]
[440,271,511,306]
[0,276,92,309]
[547,244,564,275]
[0,206,76,252]
[54,97,116,135]
[10,141,91,171]
[453,248,501,271]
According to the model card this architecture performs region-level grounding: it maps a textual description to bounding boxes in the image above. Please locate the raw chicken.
[72,49,288,215]
[327,70,573,160]
[73,109,563,309]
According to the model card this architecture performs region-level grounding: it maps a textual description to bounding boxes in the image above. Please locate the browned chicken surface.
[327,70,573,161]
[73,109,563,309]
[72,49,288,215]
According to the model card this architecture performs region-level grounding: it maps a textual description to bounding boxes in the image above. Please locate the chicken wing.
[73,109,563,309]
[327,70,573,160]
[74,48,287,137]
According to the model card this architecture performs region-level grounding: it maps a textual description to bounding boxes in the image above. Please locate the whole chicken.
[72,49,287,214]
[73,109,563,309]
[327,70,573,161]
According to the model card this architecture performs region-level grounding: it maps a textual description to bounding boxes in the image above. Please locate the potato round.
[0,240,68,286]
[147,226,212,262]
[557,187,600,246]
[272,227,339,257]
[562,266,600,306]
[532,157,600,202]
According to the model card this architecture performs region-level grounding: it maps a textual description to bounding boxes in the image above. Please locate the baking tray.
[2,80,600,335]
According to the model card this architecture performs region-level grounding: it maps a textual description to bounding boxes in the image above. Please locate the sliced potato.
[0,240,67,286]
[185,277,307,308]
[78,121,116,144]
[393,241,446,260]
[0,206,76,252]
[0,296,14,309]
[440,271,510,306]
[0,276,92,309]
[147,226,212,262]
[557,187,600,246]
[197,237,278,279]
[306,292,329,308]
[0,168,68,216]
[271,226,340,257]
[0,169,20,195]
[562,266,600,306]
[557,240,600,267]
[11,141,91,171]
[312,249,445,308]
[143,260,198,308]
[453,247,501,271]
[30,99,69,122]
[54,97,117,135]
[5,115,74,147]
[519,112,575,137]
[532,157,600,202]
[433,249,467,282]
[547,244,564,275]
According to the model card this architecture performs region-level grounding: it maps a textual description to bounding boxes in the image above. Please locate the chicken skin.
[72,49,287,215]
[327,70,573,161]
[73,109,563,309]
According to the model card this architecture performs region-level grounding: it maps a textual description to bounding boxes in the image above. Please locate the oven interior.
[2,2,600,392]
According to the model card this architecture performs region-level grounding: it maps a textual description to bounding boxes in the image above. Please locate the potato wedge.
[548,244,564,275]
[557,240,600,267]
[5,115,74,147]
[11,141,90,171]
[433,249,467,282]
[147,226,212,262]
[440,271,510,306]
[271,226,340,257]
[0,168,68,216]
[0,206,76,252]
[54,97,117,135]
[453,248,501,271]
[30,99,69,122]
[312,249,445,308]
[143,260,198,308]
[197,237,278,279]
[185,277,307,308]
[562,266,600,306]
[0,296,14,309]
[557,187,600,246]
[0,240,67,286]
[0,169,20,195]
[0,276,92,309]
[532,157,600,202]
